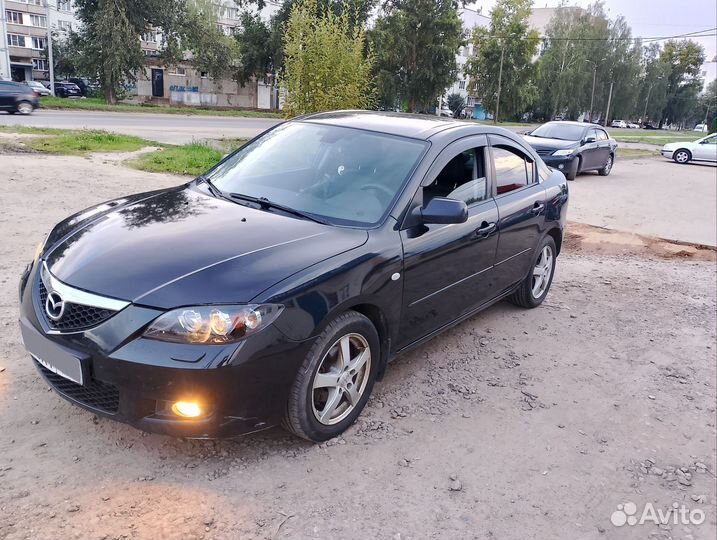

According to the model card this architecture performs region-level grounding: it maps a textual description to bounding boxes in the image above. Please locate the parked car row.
[610,120,642,129]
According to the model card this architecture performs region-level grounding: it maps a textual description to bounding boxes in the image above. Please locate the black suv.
[0,80,39,115]
[54,81,82,98]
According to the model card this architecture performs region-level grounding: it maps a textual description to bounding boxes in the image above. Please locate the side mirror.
[418,197,468,225]
[583,136,596,144]
[520,129,532,135]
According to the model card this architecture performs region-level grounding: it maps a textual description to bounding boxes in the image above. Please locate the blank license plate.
[20,321,84,385]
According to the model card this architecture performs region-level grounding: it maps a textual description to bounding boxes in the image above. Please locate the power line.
[473,26,717,43]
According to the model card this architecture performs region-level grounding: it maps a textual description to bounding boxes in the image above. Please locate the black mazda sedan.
[522,121,617,180]
[19,111,568,442]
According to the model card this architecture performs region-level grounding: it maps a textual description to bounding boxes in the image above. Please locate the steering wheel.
[360,183,394,204]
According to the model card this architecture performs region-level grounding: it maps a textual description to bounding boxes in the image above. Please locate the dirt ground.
[1,153,716,540]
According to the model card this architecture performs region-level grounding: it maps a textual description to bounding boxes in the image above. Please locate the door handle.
[531,202,545,215]
[476,221,496,236]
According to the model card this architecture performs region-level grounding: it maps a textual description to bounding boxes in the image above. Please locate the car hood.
[662,141,696,150]
[44,186,368,308]
[522,135,579,150]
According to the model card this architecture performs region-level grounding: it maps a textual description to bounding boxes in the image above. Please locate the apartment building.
[1,0,77,82]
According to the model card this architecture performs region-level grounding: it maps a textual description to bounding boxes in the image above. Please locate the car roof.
[297,110,492,140]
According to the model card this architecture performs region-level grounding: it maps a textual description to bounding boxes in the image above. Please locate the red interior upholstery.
[497,183,524,195]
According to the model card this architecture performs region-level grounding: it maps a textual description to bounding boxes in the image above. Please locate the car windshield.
[530,123,586,141]
[207,122,428,227]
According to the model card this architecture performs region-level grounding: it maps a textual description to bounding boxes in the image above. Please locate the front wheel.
[598,154,613,176]
[284,311,379,442]
[673,149,691,164]
[16,101,33,115]
[508,235,557,309]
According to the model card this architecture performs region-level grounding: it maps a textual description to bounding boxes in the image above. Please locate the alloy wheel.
[675,151,689,164]
[531,245,554,299]
[17,102,32,115]
[312,333,371,425]
[603,155,613,174]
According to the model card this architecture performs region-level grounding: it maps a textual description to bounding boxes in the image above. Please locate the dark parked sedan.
[54,81,82,98]
[523,121,617,180]
[19,112,568,442]
[0,80,39,114]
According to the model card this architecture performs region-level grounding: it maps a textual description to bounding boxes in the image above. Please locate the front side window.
[208,122,427,227]
[492,145,531,195]
[597,129,609,141]
[701,135,717,145]
[424,148,488,207]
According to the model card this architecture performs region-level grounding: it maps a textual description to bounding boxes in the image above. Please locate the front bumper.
[19,262,312,438]
[541,154,579,176]
[660,149,674,159]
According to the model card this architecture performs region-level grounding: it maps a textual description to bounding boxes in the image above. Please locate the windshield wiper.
[228,192,329,225]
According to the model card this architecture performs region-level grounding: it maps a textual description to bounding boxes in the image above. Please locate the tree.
[234,12,274,87]
[699,78,717,129]
[636,42,670,123]
[465,0,539,121]
[281,0,375,116]
[659,40,706,127]
[446,92,465,117]
[182,0,238,83]
[370,0,463,112]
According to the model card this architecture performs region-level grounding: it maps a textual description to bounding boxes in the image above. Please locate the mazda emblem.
[45,291,65,321]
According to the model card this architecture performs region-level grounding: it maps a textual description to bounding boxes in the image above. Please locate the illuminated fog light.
[171,401,202,418]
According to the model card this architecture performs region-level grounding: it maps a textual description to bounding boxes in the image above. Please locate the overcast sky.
[471,0,717,86]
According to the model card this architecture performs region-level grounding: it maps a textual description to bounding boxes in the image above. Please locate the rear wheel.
[508,235,557,309]
[598,154,613,176]
[16,101,33,115]
[284,311,379,442]
[673,149,691,164]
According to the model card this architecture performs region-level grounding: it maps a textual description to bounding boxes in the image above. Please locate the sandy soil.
[1,153,715,540]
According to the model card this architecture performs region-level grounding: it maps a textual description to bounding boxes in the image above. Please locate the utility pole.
[642,83,653,122]
[494,40,504,125]
[604,81,613,126]
[46,0,55,94]
[588,64,596,122]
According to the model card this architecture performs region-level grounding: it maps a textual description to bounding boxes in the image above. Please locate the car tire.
[284,310,380,442]
[507,235,557,309]
[598,154,613,176]
[673,149,691,164]
[16,101,33,115]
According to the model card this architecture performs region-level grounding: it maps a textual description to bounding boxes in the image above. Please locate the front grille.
[35,359,120,414]
[38,280,116,332]
[536,149,553,156]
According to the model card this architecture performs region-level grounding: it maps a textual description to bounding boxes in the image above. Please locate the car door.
[489,135,547,293]
[595,128,612,167]
[0,82,14,109]
[580,127,601,169]
[693,135,717,161]
[398,136,499,348]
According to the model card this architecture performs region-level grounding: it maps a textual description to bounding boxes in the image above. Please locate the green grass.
[617,147,660,158]
[39,96,283,118]
[127,142,227,176]
[27,130,150,155]
[608,130,701,146]
[0,125,67,136]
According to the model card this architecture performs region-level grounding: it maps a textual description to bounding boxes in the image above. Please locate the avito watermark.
[611,501,705,527]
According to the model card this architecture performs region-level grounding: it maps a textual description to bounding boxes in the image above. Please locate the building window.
[170,67,187,76]
[33,58,48,71]
[459,80,466,90]
[200,71,208,78]
[142,31,159,43]
[30,14,48,27]
[32,36,47,50]
[58,20,73,32]
[58,0,72,12]
[6,10,23,24]
[7,34,26,47]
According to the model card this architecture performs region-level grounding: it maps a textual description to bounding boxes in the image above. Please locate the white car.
[661,133,717,164]
[627,122,640,129]
[24,80,51,96]
[693,124,709,133]
[611,120,627,128]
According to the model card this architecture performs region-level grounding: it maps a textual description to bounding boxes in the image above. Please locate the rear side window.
[492,145,531,195]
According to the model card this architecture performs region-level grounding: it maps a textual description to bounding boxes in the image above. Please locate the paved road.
[0,109,282,144]
[569,156,717,246]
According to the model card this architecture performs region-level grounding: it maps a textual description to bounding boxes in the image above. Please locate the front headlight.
[552,148,575,156]
[143,304,284,344]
